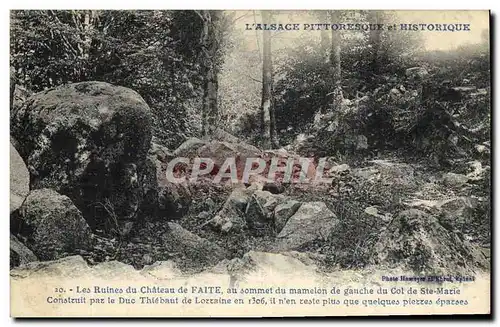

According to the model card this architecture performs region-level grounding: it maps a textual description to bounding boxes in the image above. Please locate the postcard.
[10,9,491,317]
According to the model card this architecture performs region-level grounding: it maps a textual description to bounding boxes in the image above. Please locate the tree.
[198,10,222,137]
[366,11,383,81]
[329,10,343,111]
[260,10,279,149]
[10,10,215,148]
[317,11,330,63]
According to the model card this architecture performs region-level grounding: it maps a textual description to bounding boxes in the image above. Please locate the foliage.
[10,10,232,148]
[269,12,425,146]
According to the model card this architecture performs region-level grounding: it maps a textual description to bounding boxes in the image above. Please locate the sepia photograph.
[9,8,491,317]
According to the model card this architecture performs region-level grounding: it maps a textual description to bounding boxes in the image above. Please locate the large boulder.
[276,202,338,251]
[10,143,29,213]
[372,209,488,275]
[150,137,263,220]
[170,139,262,186]
[196,141,261,180]
[11,82,154,233]
[15,189,94,261]
[10,234,38,268]
[405,196,480,233]
[162,222,228,268]
[274,200,301,233]
[172,137,207,157]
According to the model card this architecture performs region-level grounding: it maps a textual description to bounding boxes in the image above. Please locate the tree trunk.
[367,11,382,81]
[72,10,95,60]
[318,11,330,63]
[260,10,278,149]
[201,10,221,137]
[10,66,16,112]
[329,10,343,111]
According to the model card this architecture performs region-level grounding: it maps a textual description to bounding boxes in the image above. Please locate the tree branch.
[247,75,262,83]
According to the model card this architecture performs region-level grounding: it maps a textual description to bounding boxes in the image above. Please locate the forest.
[10,10,491,278]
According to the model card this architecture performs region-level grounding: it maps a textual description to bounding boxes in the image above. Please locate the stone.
[157,181,192,219]
[163,222,228,266]
[405,195,484,233]
[405,67,429,80]
[172,137,207,157]
[389,88,402,98]
[16,189,94,260]
[10,255,90,279]
[466,161,489,181]
[145,152,192,220]
[10,234,38,268]
[212,128,241,144]
[274,200,301,233]
[369,160,414,178]
[236,251,317,276]
[276,202,338,251]
[196,141,261,178]
[452,86,477,94]
[11,81,154,233]
[141,261,180,280]
[364,206,392,223]
[442,172,469,188]
[475,144,490,155]
[10,143,29,213]
[281,251,326,266]
[364,160,416,187]
[356,135,368,150]
[352,166,379,180]
[245,191,285,235]
[372,209,488,275]
[142,253,154,266]
[329,163,350,174]
[214,251,317,278]
[197,211,210,220]
[364,206,379,217]
[262,182,285,194]
[209,188,251,232]
[439,197,479,231]
[205,198,216,209]
[149,142,173,162]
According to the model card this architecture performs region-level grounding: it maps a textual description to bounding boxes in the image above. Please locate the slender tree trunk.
[72,10,95,60]
[10,66,16,113]
[329,10,343,111]
[260,10,278,149]
[205,66,219,133]
[70,10,96,80]
[201,10,221,137]
[367,11,382,81]
[319,11,330,63]
[200,10,211,137]
[81,11,93,59]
